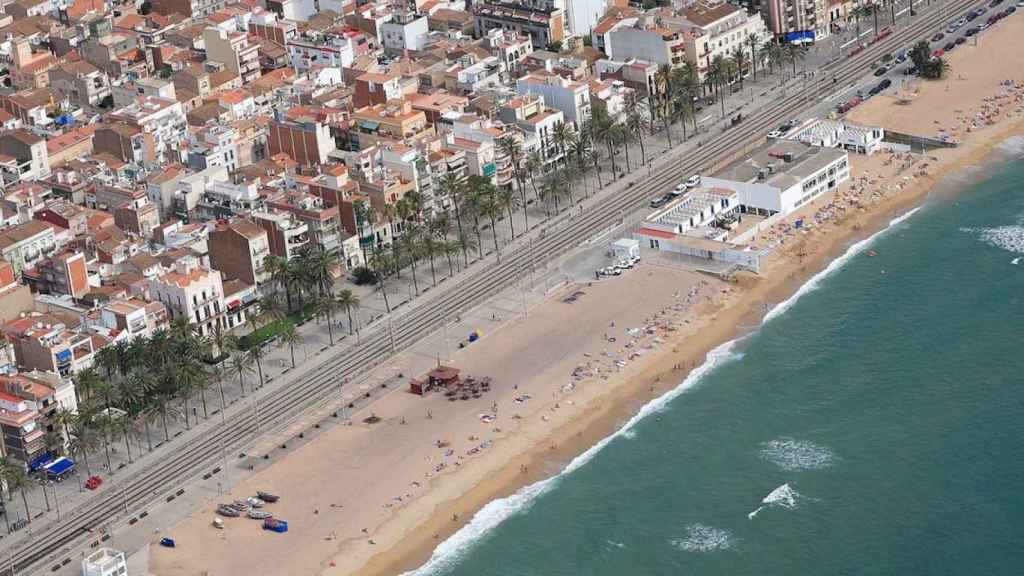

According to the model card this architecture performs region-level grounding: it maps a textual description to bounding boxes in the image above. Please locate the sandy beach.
[149,14,1024,576]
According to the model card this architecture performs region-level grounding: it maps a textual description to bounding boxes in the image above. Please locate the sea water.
[406,156,1024,576]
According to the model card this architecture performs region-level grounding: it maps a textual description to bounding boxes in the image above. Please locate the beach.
[149,14,1024,576]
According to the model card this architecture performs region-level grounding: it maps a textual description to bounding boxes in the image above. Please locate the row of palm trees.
[25,255,365,520]
[353,40,810,314]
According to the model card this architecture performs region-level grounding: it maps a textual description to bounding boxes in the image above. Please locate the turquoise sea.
[407,146,1024,576]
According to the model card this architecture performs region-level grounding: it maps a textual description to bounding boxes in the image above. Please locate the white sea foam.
[748,483,801,519]
[605,539,626,550]
[621,429,637,440]
[763,207,922,324]
[961,223,1024,255]
[995,134,1024,156]
[400,340,743,576]
[760,437,836,471]
[669,524,736,552]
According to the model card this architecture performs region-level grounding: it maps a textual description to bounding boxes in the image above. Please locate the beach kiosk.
[410,366,461,395]
[611,238,640,260]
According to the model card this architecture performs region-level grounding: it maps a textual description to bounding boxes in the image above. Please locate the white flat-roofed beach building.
[82,547,127,576]
[702,141,850,217]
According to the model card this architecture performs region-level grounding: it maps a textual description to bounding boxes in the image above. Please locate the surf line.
[763,205,923,324]
[404,207,925,574]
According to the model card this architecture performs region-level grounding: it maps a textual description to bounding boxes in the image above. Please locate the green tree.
[335,288,361,335]
[278,322,304,368]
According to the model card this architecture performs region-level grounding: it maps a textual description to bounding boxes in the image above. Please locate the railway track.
[7,1,983,571]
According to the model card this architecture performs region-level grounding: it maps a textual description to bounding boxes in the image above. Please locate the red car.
[932,49,945,58]
[85,476,103,490]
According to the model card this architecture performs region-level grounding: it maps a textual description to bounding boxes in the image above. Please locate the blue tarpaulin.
[785,30,816,43]
[44,457,75,478]
[29,452,54,472]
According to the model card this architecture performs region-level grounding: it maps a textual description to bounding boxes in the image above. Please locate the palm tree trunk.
[325,309,335,345]
[346,305,354,335]
[452,200,468,266]
[255,355,265,386]
[20,489,30,524]
[428,249,437,286]
[637,132,646,165]
[663,117,674,147]
[517,177,530,231]
[123,430,133,463]
[200,387,208,419]
[489,215,500,258]
[472,215,483,257]
[289,343,296,368]
[161,404,170,441]
[506,206,516,237]
[379,280,391,313]
[183,396,191,430]
[102,436,112,472]
[145,419,152,452]
[409,256,419,295]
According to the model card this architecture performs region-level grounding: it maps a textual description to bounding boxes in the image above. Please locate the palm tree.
[312,294,341,345]
[68,415,99,476]
[229,350,254,397]
[731,46,750,89]
[246,342,268,389]
[784,44,805,77]
[139,402,161,452]
[74,367,102,405]
[465,176,488,257]
[263,255,293,311]
[400,221,423,296]
[850,5,865,34]
[523,151,548,218]
[437,173,469,265]
[368,244,392,313]
[551,121,572,167]
[496,184,520,238]
[334,289,360,335]
[0,461,31,525]
[624,95,647,167]
[278,322,303,368]
[498,136,528,231]
[747,32,761,81]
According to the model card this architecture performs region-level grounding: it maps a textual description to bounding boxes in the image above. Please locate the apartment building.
[349,100,432,151]
[266,191,342,254]
[760,0,830,40]
[474,2,565,50]
[203,26,261,85]
[0,130,51,187]
[93,298,168,342]
[148,255,226,337]
[498,94,565,164]
[1,313,97,377]
[0,259,32,323]
[380,11,429,54]
[0,371,75,464]
[671,3,770,75]
[516,71,591,127]
[107,96,187,166]
[252,210,309,261]
[605,18,688,68]
[151,0,227,18]
[208,218,271,288]
[267,116,336,167]
[47,60,111,107]
[22,251,90,299]
[0,219,56,275]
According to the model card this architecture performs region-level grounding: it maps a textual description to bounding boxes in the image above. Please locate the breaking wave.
[669,524,737,553]
[748,483,802,519]
[760,437,837,471]
[961,223,1024,255]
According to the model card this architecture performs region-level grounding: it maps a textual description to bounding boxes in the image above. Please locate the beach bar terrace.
[410,365,461,396]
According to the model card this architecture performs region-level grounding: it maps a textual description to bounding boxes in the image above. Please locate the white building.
[588,78,633,122]
[148,256,226,337]
[498,94,565,165]
[672,2,770,75]
[782,118,885,155]
[380,13,429,53]
[81,547,127,576]
[703,141,850,216]
[107,96,187,167]
[287,35,356,71]
[561,0,615,37]
[515,71,591,127]
[637,187,760,272]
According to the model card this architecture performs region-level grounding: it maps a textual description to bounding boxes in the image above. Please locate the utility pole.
[388,315,396,354]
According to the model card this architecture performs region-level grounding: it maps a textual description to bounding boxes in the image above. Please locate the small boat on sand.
[246,497,264,508]
[248,510,272,520]
[216,505,240,517]
[230,500,251,511]
[257,491,280,503]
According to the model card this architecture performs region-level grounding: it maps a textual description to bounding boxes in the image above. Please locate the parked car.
[767,129,783,140]
[965,25,981,35]
[944,40,957,51]
[905,65,919,76]
[878,79,892,91]
[649,195,671,208]
[966,11,979,20]
[873,66,888,77]
[931,32,945,41]
[931,49,945,58]
[990,0,1003,6]
[685,174,701,188]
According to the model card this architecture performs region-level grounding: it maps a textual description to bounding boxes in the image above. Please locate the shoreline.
[356,118,1024,576]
